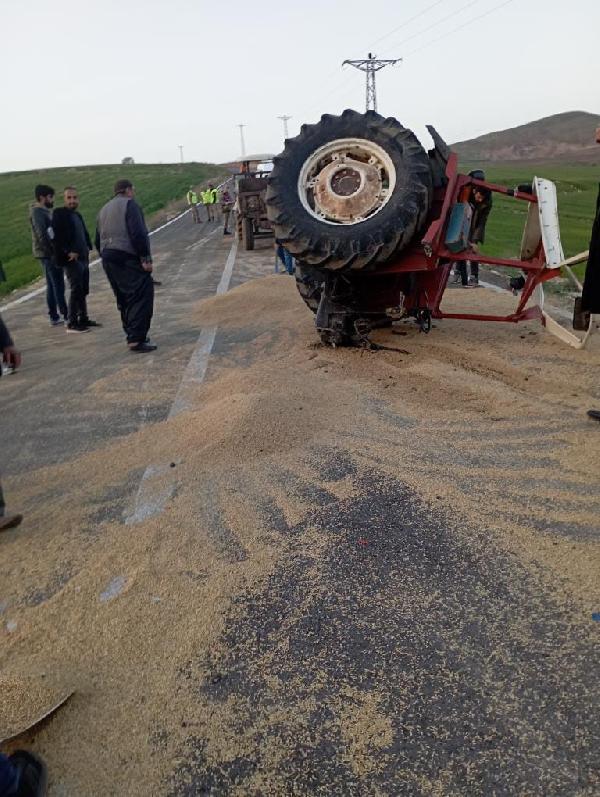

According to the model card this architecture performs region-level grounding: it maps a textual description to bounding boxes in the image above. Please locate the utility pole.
[342,53,401,112]
[178,144,184,164]
[277,115,292,140]
[237,124,246,158]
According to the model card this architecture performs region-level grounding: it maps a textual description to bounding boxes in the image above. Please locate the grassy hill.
[454,111,600,163]
[0,162,223,295]
[460,162,597,279]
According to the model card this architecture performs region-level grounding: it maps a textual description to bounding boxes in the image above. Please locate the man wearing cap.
[95,180,156,353]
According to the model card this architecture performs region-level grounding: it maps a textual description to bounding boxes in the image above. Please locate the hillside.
[453,111,600,163]
[0,162,223,295]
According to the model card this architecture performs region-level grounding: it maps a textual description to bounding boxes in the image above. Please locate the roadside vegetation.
[0,160,596,297]
[0,162,223,295]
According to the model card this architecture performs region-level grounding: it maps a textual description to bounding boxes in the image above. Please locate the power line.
[386,0,482,53]
[295,0,513,123]
[296,1,450,118]
[369,0,447,48]
[343,53,401,112]
[404,0,516,57]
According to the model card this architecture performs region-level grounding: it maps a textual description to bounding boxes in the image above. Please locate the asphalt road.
[1,216,598,795]
[0,213,270,477]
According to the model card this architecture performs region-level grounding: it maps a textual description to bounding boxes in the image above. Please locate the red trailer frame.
[372,153,561,326]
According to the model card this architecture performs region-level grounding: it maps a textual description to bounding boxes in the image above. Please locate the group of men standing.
[187,182,235,236]
[29,180,156,351]
[30,185,97,332]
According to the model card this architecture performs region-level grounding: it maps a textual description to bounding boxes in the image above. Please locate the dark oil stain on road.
[168,457,600,796]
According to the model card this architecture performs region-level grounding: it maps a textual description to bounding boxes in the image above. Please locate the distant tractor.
[235,158,275,251]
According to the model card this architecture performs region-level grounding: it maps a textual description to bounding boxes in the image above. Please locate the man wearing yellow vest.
[201,187,214,222]
[186,186,200,224]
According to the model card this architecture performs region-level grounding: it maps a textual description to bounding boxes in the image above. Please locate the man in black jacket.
[0,313,23,532]
[52,187,99,333]
[583,127,600,423]
[95,179,156,353]
[29,184,68,325]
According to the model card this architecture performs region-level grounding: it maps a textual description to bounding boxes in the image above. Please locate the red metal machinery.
[372,152,561,331]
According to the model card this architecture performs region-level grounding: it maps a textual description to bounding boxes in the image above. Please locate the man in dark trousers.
[96,179,156,353]
[52,186,99,333]
[583,127,600,422]
[0,313,23,532]
[456,176,493,288]
[29,184,68,325]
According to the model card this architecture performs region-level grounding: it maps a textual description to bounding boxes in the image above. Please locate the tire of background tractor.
[266,109,433,271]
[295,265,323,313]
[242,217,254,251]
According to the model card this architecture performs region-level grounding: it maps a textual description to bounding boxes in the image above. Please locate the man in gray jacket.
[0,313,23,532]
[96,179,156,352]
[29,184,67,325]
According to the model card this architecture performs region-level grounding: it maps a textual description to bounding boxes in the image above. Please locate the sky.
[1,0,598,172]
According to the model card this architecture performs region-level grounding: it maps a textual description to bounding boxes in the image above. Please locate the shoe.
[0,513,23,532]
[462,284,476,289]
[81,319,102,327]
[66,324,90,333]
[509,275,526,295]
[587,410,600,422]
[152,279,162,286]
[8,750,48,796]
[468,278,479,287]
[50,318,64,326]
[129,342,158,353]
[223,230,231,235]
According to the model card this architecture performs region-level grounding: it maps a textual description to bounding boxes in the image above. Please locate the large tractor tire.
[266,109,433,272]
[295,265,323,313]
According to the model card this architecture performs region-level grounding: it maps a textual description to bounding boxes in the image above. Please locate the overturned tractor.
[266,109,577,347]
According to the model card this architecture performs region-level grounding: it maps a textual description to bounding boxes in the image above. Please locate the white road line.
[126,238,238,525]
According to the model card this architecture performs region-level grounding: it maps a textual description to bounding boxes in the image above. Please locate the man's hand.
[141,259,153,273]
[67,252,79,262]
[2,345,22,370]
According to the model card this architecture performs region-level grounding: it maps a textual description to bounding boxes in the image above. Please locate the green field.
[465,163,598,279]
[0,162,223,295]
[0,161,597,298]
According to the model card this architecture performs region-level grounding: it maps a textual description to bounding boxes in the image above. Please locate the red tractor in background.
[266,109,584,347]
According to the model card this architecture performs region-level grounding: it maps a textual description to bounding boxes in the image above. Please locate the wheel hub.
[298,138,396,226]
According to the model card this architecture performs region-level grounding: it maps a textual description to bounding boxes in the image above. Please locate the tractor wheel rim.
[297,137,396,225]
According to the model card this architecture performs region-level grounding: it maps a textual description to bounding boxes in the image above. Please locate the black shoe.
[129,341,158,353]
[66,324,90,333]
[8,750,48,796]
[0,513,23,532]
[81,318,102,327]
[152,279,162,286]
[223,230,231,235]
[587,410,600,422]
